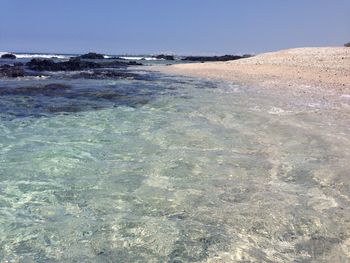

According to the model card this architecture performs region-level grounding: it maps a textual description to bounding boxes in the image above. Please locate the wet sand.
[150,47,350,140]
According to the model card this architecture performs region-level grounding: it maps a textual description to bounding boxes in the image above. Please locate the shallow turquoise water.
[0,72,350,262]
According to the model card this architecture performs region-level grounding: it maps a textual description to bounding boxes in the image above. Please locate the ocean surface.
[0,54,350,262]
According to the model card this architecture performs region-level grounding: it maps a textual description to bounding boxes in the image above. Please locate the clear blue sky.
[0,0,349,55]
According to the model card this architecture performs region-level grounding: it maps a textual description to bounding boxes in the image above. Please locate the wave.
[0,52,70,59]
[119,56,160,61]
[1,52,166,61]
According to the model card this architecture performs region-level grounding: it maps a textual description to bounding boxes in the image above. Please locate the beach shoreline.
[149,47,350,97]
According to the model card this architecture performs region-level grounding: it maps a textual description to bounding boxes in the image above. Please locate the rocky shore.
[0,53,143,79]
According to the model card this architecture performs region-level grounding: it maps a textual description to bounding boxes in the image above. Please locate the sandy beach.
[151,47,350,94]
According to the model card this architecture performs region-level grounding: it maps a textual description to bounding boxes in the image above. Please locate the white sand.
[150,47,350,94]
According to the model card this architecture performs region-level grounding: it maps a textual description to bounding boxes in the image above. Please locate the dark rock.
[26,59,56,71]
[1,53,16,59]
[98,60,143,68]
[126,61,143,66]
[26,58,142,72]
[242,54,253,58]
[0,64,24,77]
[26,58,100,71]
[181,54,251,62]
[345,42,350,47]
[105,57,143,65]
[64,58,101,70]
[155,54,175,60]
[77,52,105,59]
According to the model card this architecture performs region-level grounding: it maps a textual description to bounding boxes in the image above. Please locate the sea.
[0,52,349,262]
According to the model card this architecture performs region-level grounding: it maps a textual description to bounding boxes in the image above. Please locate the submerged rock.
[1,53,16,59]
[0,83,71,96]
[72,70,140,80]
[127,61,143,66]
[77,52,105,59]
[0,64,24,77]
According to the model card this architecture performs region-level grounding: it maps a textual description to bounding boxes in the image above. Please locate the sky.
[0,0,349,55]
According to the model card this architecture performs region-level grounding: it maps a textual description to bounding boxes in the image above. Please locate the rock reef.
[181,54,251,62]
[25,58,142,72]
[26,58,99,71]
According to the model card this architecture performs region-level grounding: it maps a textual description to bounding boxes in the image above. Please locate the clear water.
[0,70,349,262]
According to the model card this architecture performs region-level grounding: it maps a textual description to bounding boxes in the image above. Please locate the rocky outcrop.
[155,55,175,60]
[1,53,17,59]
[77,52,105,59]
[26,58,142,71]
[0,55,143,78]
[181,54,251,62]
[26,58,101,71]
[27,58,95,71]
[345,42,350,47]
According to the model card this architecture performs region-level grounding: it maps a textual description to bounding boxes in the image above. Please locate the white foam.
[16,54,69,59]
[0,52,69,59]
[120,56,159,61]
